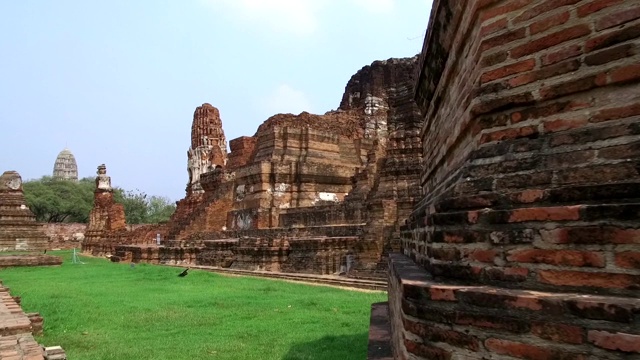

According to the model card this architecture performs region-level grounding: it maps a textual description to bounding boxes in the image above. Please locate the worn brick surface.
[393,0,640,358]
[0,171,49,252]
[0,284,65,359]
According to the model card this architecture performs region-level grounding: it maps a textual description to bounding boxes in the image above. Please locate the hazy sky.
[0,0,431,201]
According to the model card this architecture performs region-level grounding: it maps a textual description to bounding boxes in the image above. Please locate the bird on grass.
[178,268,189,277]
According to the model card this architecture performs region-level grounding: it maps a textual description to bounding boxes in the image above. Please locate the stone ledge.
[388,253,640,359]
[0,255,62,268]
[367,302,393,360]
[0,284,66,360]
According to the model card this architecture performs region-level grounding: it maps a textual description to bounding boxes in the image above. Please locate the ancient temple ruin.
[77,0,640,357]
[0,171,49,251]
[82,164,128,254]
[52,148,78,182]
[84,57,422,277]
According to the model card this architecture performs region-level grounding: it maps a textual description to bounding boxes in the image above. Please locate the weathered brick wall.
[227,136,257,169]
[390,0,640,358]
[42,223,85,249]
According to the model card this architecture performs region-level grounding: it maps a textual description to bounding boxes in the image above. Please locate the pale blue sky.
[0,0,431,201]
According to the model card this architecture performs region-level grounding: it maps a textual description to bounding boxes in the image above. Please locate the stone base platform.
[113,235,367,275]
[0,255,62,268]
[367,302,392,360]
[387,254,640,359]
[0,284,66,360]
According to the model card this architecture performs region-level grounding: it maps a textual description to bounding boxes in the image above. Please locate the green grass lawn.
[0,251,386,360]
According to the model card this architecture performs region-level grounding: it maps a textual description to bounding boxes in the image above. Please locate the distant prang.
[52,148,78,182]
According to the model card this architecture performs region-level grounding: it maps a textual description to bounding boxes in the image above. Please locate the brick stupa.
[0,171,49,251]
[83,164,127,254]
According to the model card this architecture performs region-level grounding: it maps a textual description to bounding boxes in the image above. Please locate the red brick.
[508,206,581,222]
[468,210,480,224]
[542,44,582,66]
[480,126,538,144]
[588,330,640,353]
[615,251,640,269]
[404,339,452,359]
[481,59,536,84]
[507,294,544,311]
[481,17,509,37]
[480,0,530,22]
[482,27,528,52]
[596,6,640,30]
[612,229,640,244]
[485,338,585,360]
[530,11,571,35]
[541,227,640,244]
[544,118,588,132]
[507,249,605,267]
[538,270,640,289]
[466,249,498,263]
[532,322,585,344]
[593,103,640,123]
[585,22,640,52]
[514,0,580,23]
[510,100,586,124]
[404,319,480,351]
[511,24,591,59]
[430,286,457,301]
[504,267,530,277]
[577,0,624,17]
[608,63,640,85]
[514,189,546,203]
[509,59,581,88]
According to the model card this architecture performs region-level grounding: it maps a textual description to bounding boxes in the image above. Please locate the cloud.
[261,84,313,115]
[208,0,323,37]
[351,0,394,13]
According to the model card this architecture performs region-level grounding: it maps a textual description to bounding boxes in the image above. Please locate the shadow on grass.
[281,332,369,360]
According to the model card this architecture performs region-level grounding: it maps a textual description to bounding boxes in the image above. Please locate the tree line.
[22,177,176,224]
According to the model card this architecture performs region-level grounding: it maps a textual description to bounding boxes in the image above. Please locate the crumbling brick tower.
[0,171,49,251]
[83,164,127,255]
[387,0,640,359]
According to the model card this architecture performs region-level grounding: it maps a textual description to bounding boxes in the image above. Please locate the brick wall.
[228,136,257,169]
[390,0,640,358]
[42,223,85,249]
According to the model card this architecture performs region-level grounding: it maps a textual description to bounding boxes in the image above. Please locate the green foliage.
[114,189,176,224]
[2,251,385,360]
[23,177,94,223]
[23,177,175,224]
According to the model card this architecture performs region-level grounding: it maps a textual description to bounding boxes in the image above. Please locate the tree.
[146,196,176,224]
[23,177,94,223]
[114,189,176,224]
[114,189,148,224]
[23,177,176,224]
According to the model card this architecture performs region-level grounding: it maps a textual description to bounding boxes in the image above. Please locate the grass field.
[0,251,386,360]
